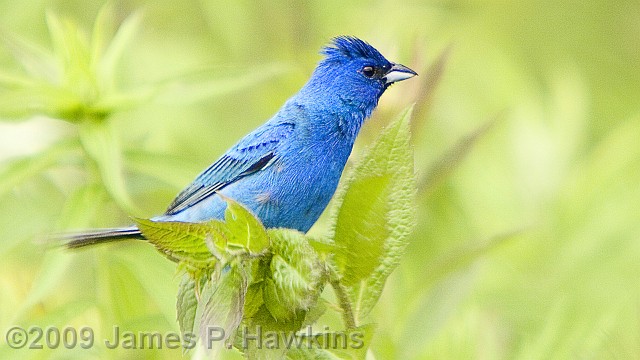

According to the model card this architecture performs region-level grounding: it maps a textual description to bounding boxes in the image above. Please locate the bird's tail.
[61,226,145,249]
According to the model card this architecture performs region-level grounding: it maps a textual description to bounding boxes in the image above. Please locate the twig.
[331,279,356,329]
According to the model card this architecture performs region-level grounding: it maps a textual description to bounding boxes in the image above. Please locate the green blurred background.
[1,0,639,359]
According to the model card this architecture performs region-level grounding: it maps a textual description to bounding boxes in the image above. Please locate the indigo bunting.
[67,36,417,248]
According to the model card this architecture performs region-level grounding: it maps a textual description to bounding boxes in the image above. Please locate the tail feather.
[62,226,145,249]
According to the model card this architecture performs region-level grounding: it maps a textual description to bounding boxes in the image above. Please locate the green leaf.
[55,182,109,230]
[45,12,95,95]
[242,257,269,319]
[89,2,116,69]
[194,263,248,355]
[0,139,79,200]
[177,274,198,336]
[222,196,269,254]
[238,304,309,360]
[100,254,160,324]
[0,70,34,88]
[92,85,157,113]
[262,277,293,322]
[418,114,501,195]
[331,106,417,322]
[97,10,143,92]
[307,236,336,257]
[153,64,290,105]
[263,229,326,321]
[79,119,141,213]
[0,83,83,120]
[0,31,59,82]
[285,324,375,360]
[135,218,222,267]
[334,174,392,285]
[7,181,106,322]
[244,281,265,319]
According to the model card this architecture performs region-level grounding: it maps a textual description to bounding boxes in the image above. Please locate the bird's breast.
[248,137,353,231]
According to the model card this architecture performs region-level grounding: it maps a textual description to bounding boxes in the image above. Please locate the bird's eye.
[362,66,375,78]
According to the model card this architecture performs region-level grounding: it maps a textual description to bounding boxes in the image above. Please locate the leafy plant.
[0,5,288,214]
[3,1,639,359]
[0,5,145,213]
[0,6,418,358]
[133,107,416,358]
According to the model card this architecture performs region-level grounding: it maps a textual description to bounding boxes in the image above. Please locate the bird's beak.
[383,63,418,84]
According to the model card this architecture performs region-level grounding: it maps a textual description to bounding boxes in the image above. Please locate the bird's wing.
[164,121,295,215]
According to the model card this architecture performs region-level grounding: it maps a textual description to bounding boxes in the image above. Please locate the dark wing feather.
[164,122,294,215]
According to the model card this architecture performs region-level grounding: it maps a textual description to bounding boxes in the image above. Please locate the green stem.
[78,118,141,215]
[331,279,356,329]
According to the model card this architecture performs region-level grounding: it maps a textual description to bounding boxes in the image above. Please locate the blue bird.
[66,36,417,248]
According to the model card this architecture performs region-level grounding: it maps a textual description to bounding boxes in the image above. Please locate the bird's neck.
[284,93,371,144]
[292,79,379,139]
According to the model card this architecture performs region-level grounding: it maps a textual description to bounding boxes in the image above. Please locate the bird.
[65,36,417,248]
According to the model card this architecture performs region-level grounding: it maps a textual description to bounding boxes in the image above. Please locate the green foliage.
[176,275,198,340]
[129,109,416,358]
[0,3,288,213]
[220,195,270,254]
[0,5,146,215]
[194,263,248,355]
[136,218,219,267]
[263,229,325,322]
[0,6,143,122]
[285,324,375,360]
[3,2,640,360]
[135,197,269,268]
[332,107,416,324]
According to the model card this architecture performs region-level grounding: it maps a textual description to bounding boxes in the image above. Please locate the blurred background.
[1,0,639,358]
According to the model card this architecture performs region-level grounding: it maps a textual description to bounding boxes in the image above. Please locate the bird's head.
[301,36,417,118]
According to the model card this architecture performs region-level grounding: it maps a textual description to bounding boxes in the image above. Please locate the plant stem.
[78,118,140,215]
[331,279,356,329]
